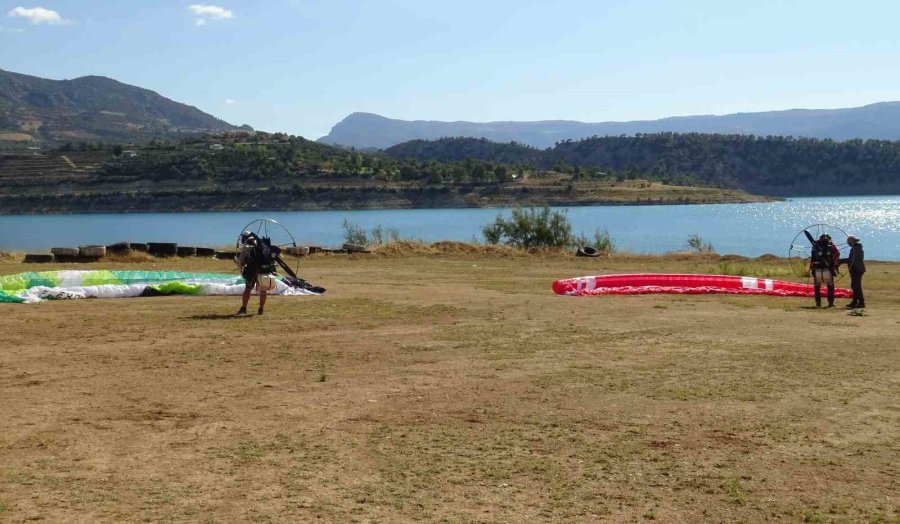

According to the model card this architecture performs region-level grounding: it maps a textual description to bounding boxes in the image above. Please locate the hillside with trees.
[384,134,900,195]
[0,132,768,214]
[0,68,248,145]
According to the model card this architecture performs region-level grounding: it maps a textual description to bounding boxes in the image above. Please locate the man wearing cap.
[839,235,866,308]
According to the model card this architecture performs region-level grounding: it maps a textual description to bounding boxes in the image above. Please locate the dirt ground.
[1,252,898,523]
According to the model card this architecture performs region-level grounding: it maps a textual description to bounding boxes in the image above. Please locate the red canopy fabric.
[552,273,853,298]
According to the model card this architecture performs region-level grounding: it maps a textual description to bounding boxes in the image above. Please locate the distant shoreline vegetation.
[383,134,900,196]
[0,131,783,214]
[15,127,900,214]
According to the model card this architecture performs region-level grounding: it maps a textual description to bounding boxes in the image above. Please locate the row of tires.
[50,243,220,258]
[30,246,110,263]
[24,243,221,264]
[22,243,365,264]
[50,246,109,258]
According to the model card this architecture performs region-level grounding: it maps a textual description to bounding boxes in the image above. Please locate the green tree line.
[94,136,526,185]
[385,134,900,195]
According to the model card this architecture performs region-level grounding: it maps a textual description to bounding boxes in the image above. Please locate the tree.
[399,165,417,180]
[471,163,486,182]
[494,165,509,183]
[345,153,363,173]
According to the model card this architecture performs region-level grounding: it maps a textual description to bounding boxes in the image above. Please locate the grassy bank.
[1,250,897,522]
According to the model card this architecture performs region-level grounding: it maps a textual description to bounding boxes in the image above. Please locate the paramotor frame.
[237,218,301,277]
[788,223,850,282]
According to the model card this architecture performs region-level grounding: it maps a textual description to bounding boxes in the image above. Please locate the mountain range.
[0,68,248,144]
[319,103,900,149]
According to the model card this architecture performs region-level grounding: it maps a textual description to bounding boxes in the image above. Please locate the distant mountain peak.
[319,102,900,149]
[342,112,394,123]
[70,74,118,82]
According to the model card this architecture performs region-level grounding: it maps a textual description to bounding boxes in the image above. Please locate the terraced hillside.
[0,151,111,186]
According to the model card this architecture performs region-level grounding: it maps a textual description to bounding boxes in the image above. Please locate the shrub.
[342,221,405,246]
[371,224,402,245]
[575,227,616,253]
[687,233,714,253]
[342,219,368,245]
[482,206,573,248]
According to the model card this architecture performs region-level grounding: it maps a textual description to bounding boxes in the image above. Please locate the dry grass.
[0,253,898,522]
[99,251,154,264]
[373,240,557,257]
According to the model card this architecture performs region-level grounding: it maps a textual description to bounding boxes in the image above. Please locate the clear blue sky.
[3,0,899,139]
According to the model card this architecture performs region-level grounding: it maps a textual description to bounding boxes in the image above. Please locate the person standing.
[235,231,269,316]
[839,235,866,308]
[809,234,837,308]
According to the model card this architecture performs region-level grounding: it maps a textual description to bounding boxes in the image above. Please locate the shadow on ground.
[183,312,253,321]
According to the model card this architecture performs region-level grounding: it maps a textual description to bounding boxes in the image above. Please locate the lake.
[2,196,898,260]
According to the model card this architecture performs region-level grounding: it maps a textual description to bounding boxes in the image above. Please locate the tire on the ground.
[148,242,178,257]
[177,246,197,257]
[130,243,149,252]
[51,247,79,257]
[196,247,215,257]
[79,245,107,258]
[24,253,55,263]
[283,246,310,257]
[106,242,131,254]
[343,243,367,253]
[575,246,600,258]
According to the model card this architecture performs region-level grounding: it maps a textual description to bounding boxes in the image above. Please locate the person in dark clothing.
[839,235,866,308]
[235,231,271,316]
[809,234,838,308]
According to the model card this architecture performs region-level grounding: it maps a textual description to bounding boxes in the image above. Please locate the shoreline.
[0,180,776,215]
[0,197,778,217]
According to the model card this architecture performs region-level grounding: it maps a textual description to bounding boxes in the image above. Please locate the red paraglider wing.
[552,273,853,298]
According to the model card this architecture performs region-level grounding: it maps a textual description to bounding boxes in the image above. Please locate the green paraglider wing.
[0,270,321,304]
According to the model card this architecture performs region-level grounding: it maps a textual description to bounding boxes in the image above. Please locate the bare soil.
[0,133,34,142]
[0,252,898,522]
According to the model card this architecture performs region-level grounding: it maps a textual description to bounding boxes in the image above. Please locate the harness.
[253,236,280,275]
[810,240,834,271]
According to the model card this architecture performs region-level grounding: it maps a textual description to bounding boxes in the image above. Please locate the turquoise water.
[2,196,898,260]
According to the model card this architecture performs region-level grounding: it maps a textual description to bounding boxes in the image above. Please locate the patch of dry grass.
[100,251,154,264]
[0,253,898,522]
[372,240,557,257]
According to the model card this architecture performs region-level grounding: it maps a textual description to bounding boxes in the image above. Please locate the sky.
[2,0,900,139]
